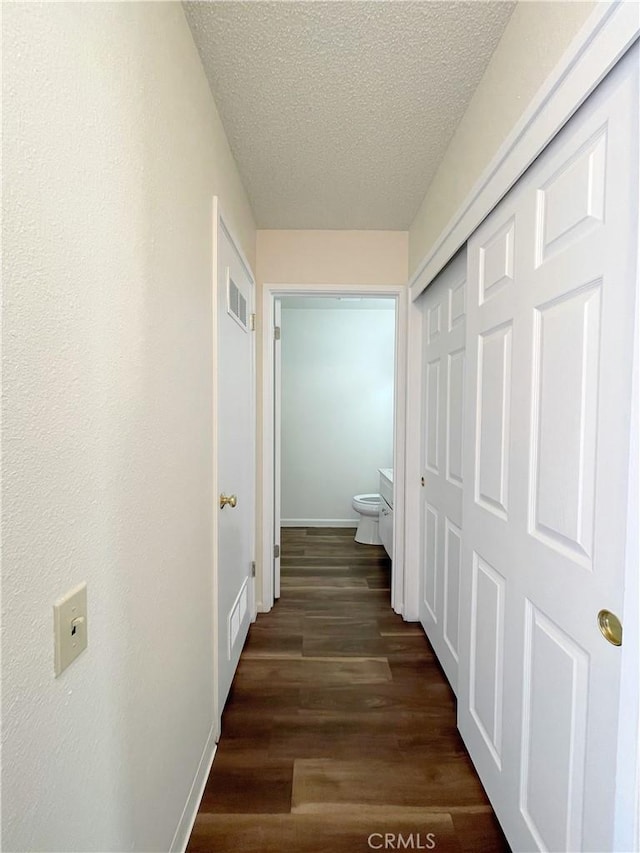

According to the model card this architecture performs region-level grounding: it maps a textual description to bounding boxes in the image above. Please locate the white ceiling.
[184,1,515,231]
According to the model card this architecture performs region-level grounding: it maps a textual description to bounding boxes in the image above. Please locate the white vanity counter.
[378,468,393,509]
[378,469,393,558]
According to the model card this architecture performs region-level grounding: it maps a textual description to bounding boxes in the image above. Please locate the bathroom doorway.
[260,284,407,616]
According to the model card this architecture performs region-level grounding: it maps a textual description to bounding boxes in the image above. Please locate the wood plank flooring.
[187,528,509,853]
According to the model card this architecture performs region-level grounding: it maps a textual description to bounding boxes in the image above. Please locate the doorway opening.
[260,284,407,616]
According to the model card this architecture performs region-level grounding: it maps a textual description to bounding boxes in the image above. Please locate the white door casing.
[418,250,466,693]
[214,208,256,722]
[260,284,407,615]
[458,46,639,853]
[273,298,282,600]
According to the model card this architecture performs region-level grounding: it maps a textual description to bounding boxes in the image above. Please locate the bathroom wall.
[2,3,255,852]
[408,0,596,275]
[280,300,395,526]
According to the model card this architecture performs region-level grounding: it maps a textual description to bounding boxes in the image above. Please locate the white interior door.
[458,47,639,852]
[418,250,466,692]
[273,298,281,599]
[215,216,255,717]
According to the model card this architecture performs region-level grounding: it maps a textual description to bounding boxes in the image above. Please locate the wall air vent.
[227,268,248,331]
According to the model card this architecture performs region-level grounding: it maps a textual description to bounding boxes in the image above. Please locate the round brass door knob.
[219,494,238,509]
[597,609,622,646]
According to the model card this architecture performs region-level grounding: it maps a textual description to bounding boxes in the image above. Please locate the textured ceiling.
[184,1,515,230]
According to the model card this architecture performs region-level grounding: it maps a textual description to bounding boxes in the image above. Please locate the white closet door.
[419,250,466,692]
[459,47,638,852]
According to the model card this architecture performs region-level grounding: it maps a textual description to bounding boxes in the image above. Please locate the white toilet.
[351,493,382,545]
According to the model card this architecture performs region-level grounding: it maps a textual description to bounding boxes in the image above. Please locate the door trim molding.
[260,282,408,616]
[211,196,221,737]
[616,185,640,851]
[282,519,358,528]
[403,293,423,623]
[409,0,640,300]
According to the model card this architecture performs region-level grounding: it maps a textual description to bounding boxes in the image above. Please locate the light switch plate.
[54,582,88,676]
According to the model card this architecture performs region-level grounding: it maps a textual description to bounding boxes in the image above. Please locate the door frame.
[259,282,407,615]
[211,197,256,735]
[403,294,424,623]
[617,188,640,850]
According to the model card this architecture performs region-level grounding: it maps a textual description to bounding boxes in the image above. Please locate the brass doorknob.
[597,609,622,646]
[219,494,238,509]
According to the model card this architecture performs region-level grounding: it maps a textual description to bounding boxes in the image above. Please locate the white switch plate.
[53,582,88,676]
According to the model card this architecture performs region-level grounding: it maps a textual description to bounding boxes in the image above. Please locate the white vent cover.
[227,269,248,331]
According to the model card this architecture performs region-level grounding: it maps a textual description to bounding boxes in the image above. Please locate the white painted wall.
[256,230,408,287]
[1,4,255,852]
[280,303,395,525]
[408,0,596,274]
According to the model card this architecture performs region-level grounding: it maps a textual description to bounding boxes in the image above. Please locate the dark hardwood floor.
[187,527,509,852]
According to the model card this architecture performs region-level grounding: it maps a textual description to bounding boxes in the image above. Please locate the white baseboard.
[282,518,358,528]
[170,724,217,853]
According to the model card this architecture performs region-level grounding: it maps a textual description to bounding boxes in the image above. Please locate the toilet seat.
[352,493,380,516]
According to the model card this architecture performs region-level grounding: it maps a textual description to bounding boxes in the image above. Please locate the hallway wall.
[408,0,596,275]
[2,3,255,852]
[257,230,408,287]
